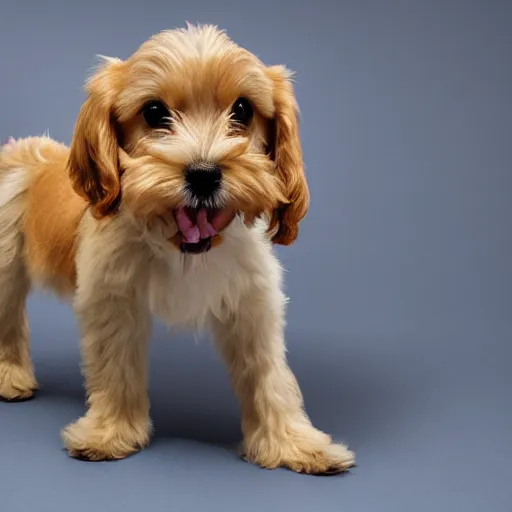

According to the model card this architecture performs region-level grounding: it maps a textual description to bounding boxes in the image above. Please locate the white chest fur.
[144,217,279,330]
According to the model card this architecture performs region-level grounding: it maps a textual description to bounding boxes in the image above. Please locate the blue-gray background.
[0,1,510,510]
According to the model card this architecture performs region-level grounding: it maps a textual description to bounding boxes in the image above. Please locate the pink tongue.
[196,208,218,238]
[175,208,200,243]
[175,207,217,244]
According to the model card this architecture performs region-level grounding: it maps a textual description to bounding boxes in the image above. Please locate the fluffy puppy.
[0,24,354,474]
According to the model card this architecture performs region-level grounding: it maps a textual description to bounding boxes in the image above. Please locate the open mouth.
[173,206,234,254]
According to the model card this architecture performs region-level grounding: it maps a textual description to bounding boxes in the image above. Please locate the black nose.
[185,163,222,199]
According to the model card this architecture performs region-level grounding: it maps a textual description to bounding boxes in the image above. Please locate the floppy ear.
[265,65,310,245]
[67,57,125,218]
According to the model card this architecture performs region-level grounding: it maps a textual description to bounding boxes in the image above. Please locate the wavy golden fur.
[68,28,309,244]
[0,25,353,475]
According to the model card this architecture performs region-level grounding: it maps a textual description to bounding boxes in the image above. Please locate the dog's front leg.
[61,229,152,461]
[210,266,355,475]
[62,287,152,461]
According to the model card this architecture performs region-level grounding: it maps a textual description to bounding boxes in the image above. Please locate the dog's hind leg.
[0,140,37,401]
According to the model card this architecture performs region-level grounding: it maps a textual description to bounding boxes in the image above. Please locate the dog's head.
[68,24,309,253]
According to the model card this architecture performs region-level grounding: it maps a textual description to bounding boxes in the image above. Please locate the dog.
[0,24,354,474]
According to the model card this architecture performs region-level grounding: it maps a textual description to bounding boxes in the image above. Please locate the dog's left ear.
[67,57,125,218]
[265,65,310,246]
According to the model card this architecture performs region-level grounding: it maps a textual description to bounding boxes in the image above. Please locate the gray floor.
[1,1,511,511]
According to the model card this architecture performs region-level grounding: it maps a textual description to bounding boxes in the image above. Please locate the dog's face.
[68,25,309,252]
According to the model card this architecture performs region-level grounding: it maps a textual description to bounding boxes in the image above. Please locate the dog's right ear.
[68,57,125,218]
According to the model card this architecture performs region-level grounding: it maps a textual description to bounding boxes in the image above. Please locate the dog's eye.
[142,100,172,129]
[230,97,254,126]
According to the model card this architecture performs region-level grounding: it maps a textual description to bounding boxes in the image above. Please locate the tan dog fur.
[0,24,354,475]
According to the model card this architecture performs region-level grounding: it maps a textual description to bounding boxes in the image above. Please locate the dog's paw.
[282,442,355,475]
[243,427,355,475]
[61,415,152,461]
[0,360,38,401]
